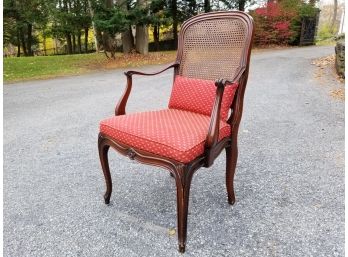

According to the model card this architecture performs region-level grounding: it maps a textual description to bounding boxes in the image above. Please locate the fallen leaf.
[330,88,345,101]
[168,228,176,236]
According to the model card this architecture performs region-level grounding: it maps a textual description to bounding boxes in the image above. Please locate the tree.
[134,0,149,54]
[238,0,246,11]
[3,0,260,58]
[93,0,129,58]
[3,15,21,56]
[149,0,170,51]
[217,0,253,12]
[330,0,338,33]
[204,0,210,12]
[4,0,49,56]
[118,0,135,53]
[249,0,318,46]
[88,0,101,51]
[170,0,178,48]
[50,0,92,54]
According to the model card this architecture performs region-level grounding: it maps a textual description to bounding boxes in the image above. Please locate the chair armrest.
[115,62,180,116]
[124,62,180,77]
[205,66,246,149]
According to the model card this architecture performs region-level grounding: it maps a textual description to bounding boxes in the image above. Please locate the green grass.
[3,53,107,83]
[315,38,336,46]
[3,51,176,83]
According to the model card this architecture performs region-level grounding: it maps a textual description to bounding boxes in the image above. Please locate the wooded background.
[3,0,342,58]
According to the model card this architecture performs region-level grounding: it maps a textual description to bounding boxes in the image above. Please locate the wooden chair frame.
[98,11,254,253]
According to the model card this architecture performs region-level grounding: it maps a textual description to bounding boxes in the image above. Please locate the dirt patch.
[103,52,176,70]
[330,88,345,101]
[312,55,335,67]
[311,54,345,101]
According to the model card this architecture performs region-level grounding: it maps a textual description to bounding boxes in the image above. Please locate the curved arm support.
[115,74,132,116]
[115,63,180,116]
[205,79,227,148]
[204,67,246,166]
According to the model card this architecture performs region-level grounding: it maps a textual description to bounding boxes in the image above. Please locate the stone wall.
[335,34,345,78]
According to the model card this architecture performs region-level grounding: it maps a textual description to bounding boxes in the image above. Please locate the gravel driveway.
[4,46,344,257]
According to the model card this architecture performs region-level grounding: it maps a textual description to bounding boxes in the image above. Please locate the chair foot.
[104,194,111,204]
[228,194,235,205]
[178,243,186,253]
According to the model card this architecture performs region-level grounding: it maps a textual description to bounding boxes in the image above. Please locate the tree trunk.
[84,27,89,52]
[54,37,58,54]
[330,0,338,33]
[119,0,135,53]
[122,29,135,53]
[102,32,116,59]
[172,0,178,49]
[136,25,149,54]
[77,32,82,53]
[188,0,196,16]
[135,0,148,54]
[88,0,100,52]
[17,37,21,57]
[43,34,47,56]
[17,44,21,57]
[63,0,72,54]
[204,0,210,12]
[102,0,115,55]
[20,28,28,56]
[96,30,103,50]
[27,23,33,56]
[72,34,76,53]
[66,33,73,54]
[17,29,21,57]
[153,25,160,51]
[238,0,245,11]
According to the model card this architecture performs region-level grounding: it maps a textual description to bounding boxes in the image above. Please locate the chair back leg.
[98,134,112,204]
[225,140,238,205]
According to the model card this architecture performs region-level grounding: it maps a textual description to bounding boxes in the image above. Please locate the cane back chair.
[98,11,254,252]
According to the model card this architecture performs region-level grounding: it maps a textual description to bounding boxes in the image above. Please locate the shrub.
[317,23,337,41]
[250,1,317,46]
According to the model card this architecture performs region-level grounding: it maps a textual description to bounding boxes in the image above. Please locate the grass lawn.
[3,51,177,83]
[315,38,336,46]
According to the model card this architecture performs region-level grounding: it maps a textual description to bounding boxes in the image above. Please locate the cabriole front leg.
[98,134,112,204]
[174,166,193,253]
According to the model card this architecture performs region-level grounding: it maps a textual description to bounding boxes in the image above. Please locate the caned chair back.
[176,11,254,81]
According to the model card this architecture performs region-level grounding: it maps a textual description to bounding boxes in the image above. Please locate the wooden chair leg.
[175,167,193,253]
[226,142,238,205]
[98,136,112,204]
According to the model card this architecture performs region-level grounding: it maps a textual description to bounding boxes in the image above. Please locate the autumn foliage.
[250,2,295,45]
[249,1,316,46]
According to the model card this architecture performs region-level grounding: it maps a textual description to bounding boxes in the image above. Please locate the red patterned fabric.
[100,109,231,163]
[168,75,238,121]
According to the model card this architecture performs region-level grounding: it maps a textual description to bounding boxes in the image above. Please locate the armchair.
[98,11,254,253]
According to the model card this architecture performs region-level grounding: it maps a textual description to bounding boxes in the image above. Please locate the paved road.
[4,46,344,257]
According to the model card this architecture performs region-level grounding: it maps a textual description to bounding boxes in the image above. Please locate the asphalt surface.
[4,46,344,257]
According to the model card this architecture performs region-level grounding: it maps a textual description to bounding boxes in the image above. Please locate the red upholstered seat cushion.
[100,109,231,163]
[168,75,238,121]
